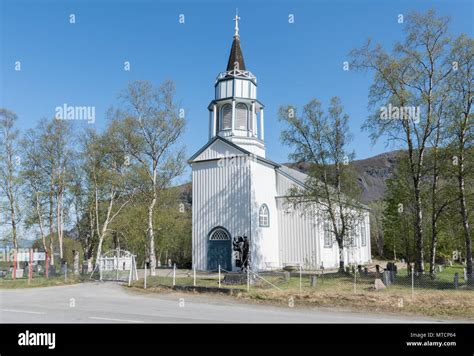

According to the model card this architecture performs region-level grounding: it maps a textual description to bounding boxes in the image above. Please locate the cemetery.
[125,261,473,319]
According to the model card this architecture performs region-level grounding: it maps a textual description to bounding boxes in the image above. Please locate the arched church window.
[235,103,248,130]
[259,204,269,227]
[221,104,232,130]
[209,227,230,241]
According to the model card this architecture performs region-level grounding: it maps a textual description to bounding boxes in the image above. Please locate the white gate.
[93,249,138,284]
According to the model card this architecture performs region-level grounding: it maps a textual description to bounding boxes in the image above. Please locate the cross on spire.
[233,9,240,37]
[226,10,246,71]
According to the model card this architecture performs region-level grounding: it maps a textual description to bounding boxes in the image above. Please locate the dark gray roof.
[278,164,370,210]
[277,165,310,187]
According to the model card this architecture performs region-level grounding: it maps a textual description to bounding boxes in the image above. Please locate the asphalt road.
[0,282,463,323]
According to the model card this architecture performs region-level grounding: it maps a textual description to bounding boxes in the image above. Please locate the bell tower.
[207,12,266,157]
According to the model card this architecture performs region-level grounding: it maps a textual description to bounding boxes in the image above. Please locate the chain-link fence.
[130,262,473,295]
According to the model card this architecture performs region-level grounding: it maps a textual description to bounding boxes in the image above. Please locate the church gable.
[189,137,248,163]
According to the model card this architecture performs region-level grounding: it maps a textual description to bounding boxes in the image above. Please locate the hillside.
[288,150,402,204]
[179,150,402,206]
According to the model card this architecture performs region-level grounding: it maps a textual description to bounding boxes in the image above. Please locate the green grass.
[390,265,470,290]
[130,274,246,290]
[0,275,83,289]
[130,265,472,293]
[127,265,473,320]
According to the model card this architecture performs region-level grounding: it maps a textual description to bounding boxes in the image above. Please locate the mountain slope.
[287,150,402,204]
[179,151,401,206]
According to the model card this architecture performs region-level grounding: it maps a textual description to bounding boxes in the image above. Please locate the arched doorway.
[207,227,232,271]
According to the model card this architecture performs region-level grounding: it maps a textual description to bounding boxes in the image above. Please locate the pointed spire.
[226,10,246,71]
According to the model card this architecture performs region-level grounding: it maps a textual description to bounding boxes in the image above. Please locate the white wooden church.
[189,16,371,272]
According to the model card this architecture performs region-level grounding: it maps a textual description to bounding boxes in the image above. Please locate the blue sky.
[1,0,473,182]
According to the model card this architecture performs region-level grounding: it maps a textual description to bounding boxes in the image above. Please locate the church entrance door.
[207,227,232,271]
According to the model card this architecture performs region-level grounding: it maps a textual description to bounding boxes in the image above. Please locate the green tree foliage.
[279,97,364,272]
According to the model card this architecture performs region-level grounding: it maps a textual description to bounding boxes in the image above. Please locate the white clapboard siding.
[276,198,320,268]
[192,159,250,270]
[276,173,294,196]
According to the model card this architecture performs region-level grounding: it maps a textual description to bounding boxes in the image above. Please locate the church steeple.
[226,35,246,71]
[207,12,266,158]
[226,12,246,71]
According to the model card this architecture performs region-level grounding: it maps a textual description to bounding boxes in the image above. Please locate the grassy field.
[128,265,474,320]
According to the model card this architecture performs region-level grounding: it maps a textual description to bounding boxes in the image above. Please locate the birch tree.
[21,128,50,254]
[350,10,452,273]
[279,97,364,272]
[0,109,22,250]
[23,118,73,265]
[81,127,135,266]
[114,80,185,275]
[446,34,474,281]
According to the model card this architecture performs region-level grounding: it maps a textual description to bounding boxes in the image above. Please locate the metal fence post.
[65,262,67,282]
[13,250,17,280]
[134,255,138,281]
[354,268,357,294]
[173,263,176,286]
[99,259,103,281]
[218,265,221,288]
[144,263,147,289]
[45,252,49,279]
[299,265,302,294]
[193,266,196,287]
[116,253,119,281]
[247,267,250,292]
[411,268,414,298]
[29,249,33,284]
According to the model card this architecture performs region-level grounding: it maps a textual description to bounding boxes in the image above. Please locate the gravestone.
[222,272,248,285]
[438,265,443,273]
[222,272,256,284]
[82,262,89,274]
[374,279,386,290]
[386,262,397,282]
[284,271,291,282]
[382,270,392,286]
[310,275,317,287]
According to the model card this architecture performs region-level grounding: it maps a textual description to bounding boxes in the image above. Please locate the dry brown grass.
[126,271,474,320]
[237,288,474,320]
